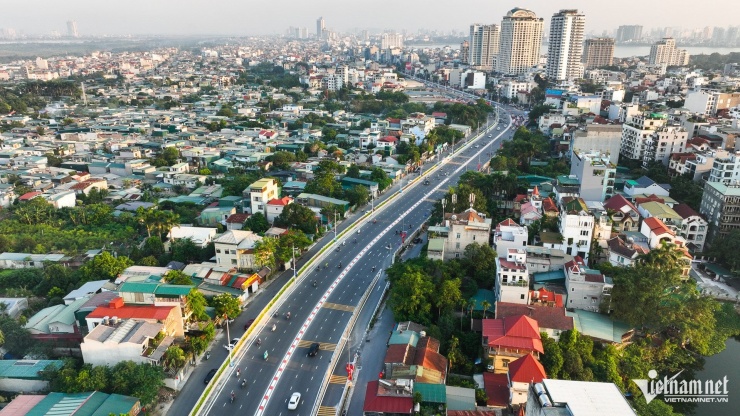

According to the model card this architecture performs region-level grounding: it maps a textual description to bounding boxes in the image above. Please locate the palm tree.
[481,300,491,319]
[459,299,468,330]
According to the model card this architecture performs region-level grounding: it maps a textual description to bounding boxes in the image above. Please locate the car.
[244,318,255,331]
[288,392,301,410]
[308,342,320,357]
[413,237,422,244]
[224,338,239,350]
[474,145,479,148]
[488,134,492,138]
[204,368,217,384]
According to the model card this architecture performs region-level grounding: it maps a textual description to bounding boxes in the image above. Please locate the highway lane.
[192,101,522,415]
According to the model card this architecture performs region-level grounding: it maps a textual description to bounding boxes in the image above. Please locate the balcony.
[499,279,529,287]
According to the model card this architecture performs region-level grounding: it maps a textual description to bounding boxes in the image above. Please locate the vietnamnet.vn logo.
[632,369,729,404]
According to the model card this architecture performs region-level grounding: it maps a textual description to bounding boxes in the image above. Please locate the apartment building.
[500,80,535,100]
[708,151,740,184]
[684,90,740,117]
[648,38,689,66]
[700,181,740,243]
[493,218,528,254]
[641,125,689,169]
[619,112,668,161]
[570,150,616,202]
[213,230,263,271]
[244,177,278,215]
[497,8,544,75]
[442,208,492,260]
[564,257,613,312]
[495,249,530,305]
[553,197,594,261]
[582,38,614,69]
[546,10,585,81]
[469,24,500,70]
[674,203,708,252]
[525,379,636,416]
[570,124,622,165]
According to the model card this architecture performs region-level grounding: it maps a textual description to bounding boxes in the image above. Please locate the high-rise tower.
[468,24,500,70]
[497,8,543,75]
[546,9,585,80]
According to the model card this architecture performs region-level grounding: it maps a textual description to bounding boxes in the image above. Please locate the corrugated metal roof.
[414,382,446,403]
[0,360,62,380]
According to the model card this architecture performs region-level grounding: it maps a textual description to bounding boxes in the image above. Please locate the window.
[571,287,575,292]
[455,253,461,258]
[472,235,476,241]
[521,294,525,300]
[456,233,461,239]
[455,242,460,249]
[231,259,237,265]
[502,359,510,368]
[580,230,588,236]
[216,249,221,254]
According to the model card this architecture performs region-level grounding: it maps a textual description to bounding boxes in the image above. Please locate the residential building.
[623,175,670,199]
[2,392,140,416]
[496,298,573,341]
[708,151,740,184]
[213,230,263,271]
[493,218,528,254]
[167,225,217,248]
[381,33,404,49]
[81,319,172,366]
[525,379,636,416]
[316,16,324,38]
[606,233,650,267]
[482,315,543,373]
[556,197,593,261]
[546,10,585,81]
[495,249,530,304]
[497,8,544,75]
[648,38,689,66]
[0,253,67,269]
[468,24,500,70]
[265,196,293,223]
[441,208,492,260]
[525,246,573,275]
[570,150,616,201]
[244,177,278,215]
[641,126,688,169]
[582,38,614,69]
[620,112,668,161]
[616,25,642,42]
[603,194,640,232]
[684,90,740,117]
[507,354,547,407]
[85,297,184,337]
[700,181,740,243]
[460,40,470,64]
[570,123,621,165]
[637,201,682,232]
[673,203,708,252]
[564,257,613,312]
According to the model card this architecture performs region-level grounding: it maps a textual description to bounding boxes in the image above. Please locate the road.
[175,92,526,416]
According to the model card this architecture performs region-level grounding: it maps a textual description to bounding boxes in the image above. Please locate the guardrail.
[188,104,500,416]
[310,267,386,416]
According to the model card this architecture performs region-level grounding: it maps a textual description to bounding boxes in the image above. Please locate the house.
[265,196,293,223]
[24,296,89,343]
[117,282,193,321]
[541,197,559,217]
[564,257,613,312]
[362,380,414,415]
[0,253,67,269]
[214,230,263,271]
[508,353,547,407]
[198,205,236,226]
[493,219,528,254]
[167,225,217,248]
[525,379,636,416]
[636,201,682,232]
[70,178,108,195]
[553,197,593,261]
[495,249,530,305]
[81,318,173,367]
[482,315,543,374]
[495,301,573,341]
[673,203,708,252]
[0,360,63,394]
[85,297,184,338]
[225,213,250,230]
[566,309,634,344]
[426,238,445,261]
[606,234,650,267]
[623,175,669,200]
[44,190,76,208]
[0,392,141,416]
[244,177,279,215]
[525,246,573,275]
[0,297,29,319]
[602,194,640,232]
[439,208,492,260]
[63,279,111,305]
[445,386,477,411]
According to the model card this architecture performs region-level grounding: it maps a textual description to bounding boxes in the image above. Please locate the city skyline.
[0,0,735,37]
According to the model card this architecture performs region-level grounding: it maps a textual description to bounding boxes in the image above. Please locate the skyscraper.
[316,17,325,39]
[583,38,615,69]
[460,40,470,64]
[497,8,544,75]
[546,9,585,81]
[381,33,403,49]
[66,20,78,38]
[616,25,642,42]
[468,24,500,70]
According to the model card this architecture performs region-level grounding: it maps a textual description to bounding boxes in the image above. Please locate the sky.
[0,0,731,37]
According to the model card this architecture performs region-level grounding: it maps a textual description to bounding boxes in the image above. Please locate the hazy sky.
[0,0,731,37]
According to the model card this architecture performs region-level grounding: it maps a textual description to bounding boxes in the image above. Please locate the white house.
[81,319,170,366]
[554,197,594,261]
[167,225,218,248]
[564,256,613,312]
[214,230,263,271]
[495,249,530,305]
[265,196,293,223]
[623,176,670,200]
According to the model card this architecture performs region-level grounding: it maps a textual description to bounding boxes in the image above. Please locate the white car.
[224,338,239,351]
[288,392,301,410]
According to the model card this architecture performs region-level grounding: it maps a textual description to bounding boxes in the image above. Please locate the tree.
[161,147,180,166]
[480,300,491,319]
[211,293,241,319]
[274,203,320,235]
[346,165,361,178]
[436,278,462,318]
[165,270,193,285]
[344,185,369,208]
[78,251,133,283]
[254,237,278,269]
[163,345,187,369]
[171,238,203,264]
[243,212,270,234]
[186,288,209,321]
[388,268,434,324]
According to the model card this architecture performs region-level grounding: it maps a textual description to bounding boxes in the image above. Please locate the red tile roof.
[496,218,518,231]
[542,197,558,213]
[413,347,448,378]
[634,195,665,205]
[362,381,413,414]
[529,288,564,307]
[643,216,674,236]
[508,353,547,383]
[266,196,293,206]
[496,301,573,332]
[379,136,399,143]
[225,213,250,223]
[482,315,543,353]
[603,194,637,212]
[483,372,510,408]
[19,191,42,201]
[673,203,701,220]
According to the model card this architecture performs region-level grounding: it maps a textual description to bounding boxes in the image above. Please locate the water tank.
[420,331,427,338]
[534,383,546,396]
[538,394,552,407]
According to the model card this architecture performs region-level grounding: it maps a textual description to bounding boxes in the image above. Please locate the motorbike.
[286,312,291,320]
[204,351,210,360]
[263,351,269,360]
[338,262,342,269]
[313,280,317,287]
[240,379,247,389]
[271,324,276,332]
[230,392,235,403]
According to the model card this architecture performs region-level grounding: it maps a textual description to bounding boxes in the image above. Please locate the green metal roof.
[533,270,566,283]
[445,385,477,410]
[388,330,420,347]
[427,237,445,251]
[119,282,159,294]
[0,360,62,380]
[24,297,90,333]
[567,309,632,344]
[155,284,193,295]
[414,382,446,404]
[89,393,140,416]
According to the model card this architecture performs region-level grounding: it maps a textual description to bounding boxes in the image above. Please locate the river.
[693,337,739,415]
[405,42,740,58]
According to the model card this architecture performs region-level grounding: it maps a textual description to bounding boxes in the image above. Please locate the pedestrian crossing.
[317,406,337,416]
[329,374,348,384]
[322,302,355,312]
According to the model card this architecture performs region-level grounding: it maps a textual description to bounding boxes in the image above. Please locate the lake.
[693,337,740,415]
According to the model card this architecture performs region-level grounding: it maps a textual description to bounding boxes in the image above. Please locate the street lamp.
[333,210,338,242]
[225,314,234,367]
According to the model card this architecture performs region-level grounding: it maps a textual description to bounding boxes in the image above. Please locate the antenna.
[469,193,475,208]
